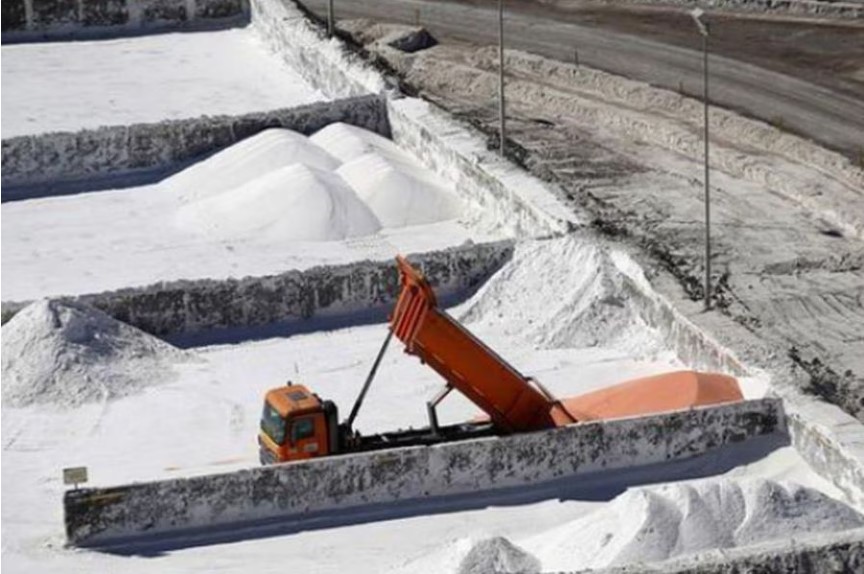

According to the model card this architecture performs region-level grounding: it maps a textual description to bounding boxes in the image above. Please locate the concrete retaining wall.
[1,241,513,338]
[1,95,389,200]
[2,0,249,42]
[64,397,784,547]
[250,0,387,98]
[571,526,864,574]
[387,98,579,237]
[609,249,750,378]
[784,398,864,510]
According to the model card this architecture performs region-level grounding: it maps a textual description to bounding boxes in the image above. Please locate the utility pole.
[327,0,334,38]
[691,8,711,310]
[498,0,506,157]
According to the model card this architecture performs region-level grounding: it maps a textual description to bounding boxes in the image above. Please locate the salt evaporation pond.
[2,124,480,300]
[2,237,858,574]
[1,28,326,137]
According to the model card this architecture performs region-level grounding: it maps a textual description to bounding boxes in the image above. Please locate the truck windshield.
[261,402,287,445]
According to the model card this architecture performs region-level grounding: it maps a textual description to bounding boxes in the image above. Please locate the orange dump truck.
[259,257,742,465]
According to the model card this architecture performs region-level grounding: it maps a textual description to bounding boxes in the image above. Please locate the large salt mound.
[522,479,864,571]
[1,300,181,408]
[164,128,340,201]
[457,537,541,574]
[457,236,662,354]
[176,163,381,242]
[310,121,414,164]
[337,152,462,227]
[392,536,532,574]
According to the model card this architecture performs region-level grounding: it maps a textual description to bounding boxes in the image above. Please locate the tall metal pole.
[691,9,711,311]
[702,29,711,311]
[498,0,506,157]
[327,0,334,38]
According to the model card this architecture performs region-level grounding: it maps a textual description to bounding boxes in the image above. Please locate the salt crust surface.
[0,28,326,138]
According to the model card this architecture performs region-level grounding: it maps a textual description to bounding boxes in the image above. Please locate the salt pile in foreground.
[1,299,181,407]
[397,478,863,573]
[525,478,864,570]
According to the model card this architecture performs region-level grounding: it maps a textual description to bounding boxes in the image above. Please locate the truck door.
[286,413,327,460]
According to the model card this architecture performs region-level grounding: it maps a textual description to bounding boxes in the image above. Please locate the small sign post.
[63,467,88,490]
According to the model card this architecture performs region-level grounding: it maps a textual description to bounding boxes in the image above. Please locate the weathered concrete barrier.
[1,95,389,200]
[387,98,579,237]
[608,250,750,379]
[64,398,784,547]
[569,526,864,574]
[251,0,387,98]
[2,0,249,42]
[1,241,513,338]
[784,399,864,511]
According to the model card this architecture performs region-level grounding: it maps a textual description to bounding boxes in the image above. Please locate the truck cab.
[258,384,339,464]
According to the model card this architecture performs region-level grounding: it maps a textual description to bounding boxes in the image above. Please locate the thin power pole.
[702,30,711,310]
[498,0,506,157]
[327,0,334,38]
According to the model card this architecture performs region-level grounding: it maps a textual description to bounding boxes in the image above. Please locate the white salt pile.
[392,536,520,574]
[309,121,413,163]
[456,537,540,574]
[164,128,340,202]
[337,152,461,227]
[522,478,864,571]
[457,236,660,353]
[1,299,181,408]
[175,164,381,241]
[170,123,462,242]
[397,478,863,573]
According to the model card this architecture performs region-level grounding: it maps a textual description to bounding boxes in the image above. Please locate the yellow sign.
[63,467,88,486]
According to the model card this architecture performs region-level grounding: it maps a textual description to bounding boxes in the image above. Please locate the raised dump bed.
[64,397,784,548]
